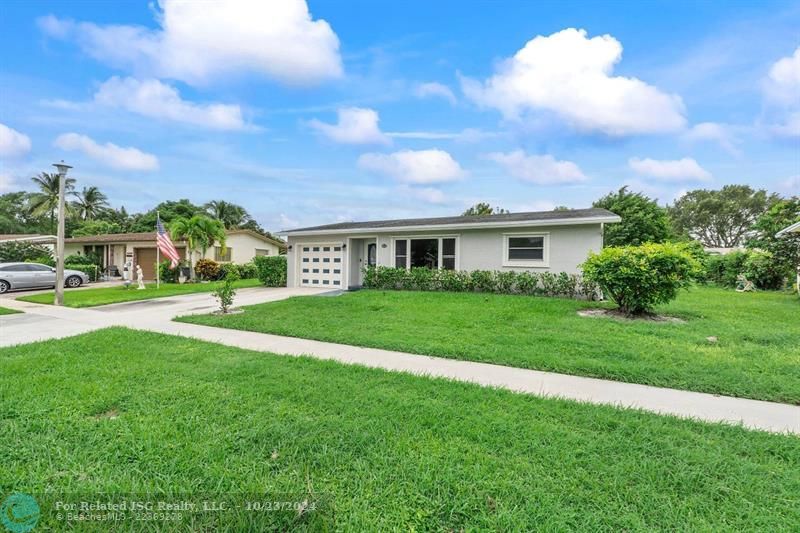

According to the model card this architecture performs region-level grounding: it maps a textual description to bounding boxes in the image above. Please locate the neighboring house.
[0,234,57,251]
[776,220,800,293]
[64,229,285,280]
[282,208,620,289]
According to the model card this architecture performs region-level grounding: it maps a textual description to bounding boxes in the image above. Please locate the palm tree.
[170,215,227,279]
[73,186,110,220]
[204,200,250,229]
[28,172,76,233]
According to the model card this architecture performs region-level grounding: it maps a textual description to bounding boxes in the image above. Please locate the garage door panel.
[300,244,342,288]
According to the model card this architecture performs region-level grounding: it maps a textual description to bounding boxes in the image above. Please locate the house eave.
[282,215,621,237]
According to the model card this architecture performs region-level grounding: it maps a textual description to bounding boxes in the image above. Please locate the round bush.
[581,242,701,315]
[194,258,221,280]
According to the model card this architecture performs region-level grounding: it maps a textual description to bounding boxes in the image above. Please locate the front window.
[504,234,548,266]
[214,247,232,262]
[255,248,270,256]
[394,237,457,270]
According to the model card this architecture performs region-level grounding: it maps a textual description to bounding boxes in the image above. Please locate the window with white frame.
[503,234,548,266]
[393,237,457,270]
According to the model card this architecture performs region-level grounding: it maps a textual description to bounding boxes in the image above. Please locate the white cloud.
[461,28,686,136]
[777,175,800,194]
[0,173,16,192]
[0,123,32,158]
[54,133,159,171]
[683,122,741,157]
[764,46,800,106]
[415,82,457,104]
[358,149,465,184]
[762,47,800,138]
[408,187,446,204]
[308,107,390,145]
[38,0,342,86]
[486,150,587,185]
[628,157,712,182]
[386,128,499,143]
[94,77,247,130]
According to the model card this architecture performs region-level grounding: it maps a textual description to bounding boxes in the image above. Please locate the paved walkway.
[2,287,799,435]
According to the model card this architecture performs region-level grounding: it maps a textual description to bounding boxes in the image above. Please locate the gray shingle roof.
[285,208,619,233]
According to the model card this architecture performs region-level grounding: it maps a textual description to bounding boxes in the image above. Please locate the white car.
[0,262,91,293]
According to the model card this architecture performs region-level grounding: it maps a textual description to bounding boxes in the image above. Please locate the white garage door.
[299,244,343,288]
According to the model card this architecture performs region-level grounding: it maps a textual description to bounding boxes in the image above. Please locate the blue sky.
[1,0,798,232]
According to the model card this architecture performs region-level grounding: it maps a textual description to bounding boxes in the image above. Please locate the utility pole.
[53,161,72,306]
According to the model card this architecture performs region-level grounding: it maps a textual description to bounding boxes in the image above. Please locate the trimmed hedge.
[362,266,599,300]
[705,249,787,290]
[254,255,287,287]
[217,262,258,281]
[66,263,100,282]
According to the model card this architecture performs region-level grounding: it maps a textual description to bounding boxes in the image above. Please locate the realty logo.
[0,493,39,533]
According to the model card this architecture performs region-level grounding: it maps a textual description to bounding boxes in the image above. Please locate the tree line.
[0,172,283,242]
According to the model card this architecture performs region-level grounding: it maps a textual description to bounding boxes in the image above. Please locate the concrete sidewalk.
[2,287,799,435]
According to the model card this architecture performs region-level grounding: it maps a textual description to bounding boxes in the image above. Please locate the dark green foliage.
[216,262,258,281]
[254,255,287,286]
[705,249,789,290]
[593,186,672,246]
[65,263,99,281]
[129,199,204,232]
[670,185,780,247]
[158,259,181,283]
[746,197,800,278]
[461,202,509,216]
[0,241,53,263]
[71,219,122,237]
[581,243,701,315]
[362,266,596,299]
[65,250,102,266]
[744,250,786,290]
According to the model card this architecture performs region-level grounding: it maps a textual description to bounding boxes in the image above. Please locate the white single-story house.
[281,208,620,289]
[64,229,285,279]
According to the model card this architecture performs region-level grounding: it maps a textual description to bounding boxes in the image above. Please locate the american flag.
[156,216,180,268]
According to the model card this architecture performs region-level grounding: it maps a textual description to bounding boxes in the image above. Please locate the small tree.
[170,215,227,280]
[212,269,240,314]
[581,243,700,315]
[746,197,799,280]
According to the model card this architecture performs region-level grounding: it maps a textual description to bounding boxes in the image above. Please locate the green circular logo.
[0,493,39,533]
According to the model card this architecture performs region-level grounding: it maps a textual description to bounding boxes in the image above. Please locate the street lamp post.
[52,161,72,306]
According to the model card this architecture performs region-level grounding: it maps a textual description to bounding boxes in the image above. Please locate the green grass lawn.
[0,305,21,315]
[0,328,797,530]
[16,278,262,308]
[178,286,800,404]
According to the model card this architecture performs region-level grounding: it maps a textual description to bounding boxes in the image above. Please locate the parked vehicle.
[0,262,90,293]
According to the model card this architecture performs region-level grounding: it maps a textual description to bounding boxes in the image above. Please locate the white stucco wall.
[201,233,280,263]
[286,223,604,289]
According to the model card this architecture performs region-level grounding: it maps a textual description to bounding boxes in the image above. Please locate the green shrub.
[743,250,785,290]
[581,242,701,315]
[236,262,258,280]
[254,255,287,287]
[194,258,220,280]
[705,250,753,288]
[495,271,517,293]
[212,269,240,313]
[158,259,182,283]
[470,270,496,292]
[0,241,53,263]
[66,263,100,282]
[361,266,593,299]
[516,272,539,295]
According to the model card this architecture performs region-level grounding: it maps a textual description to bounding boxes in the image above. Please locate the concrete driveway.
[0,286,333,346]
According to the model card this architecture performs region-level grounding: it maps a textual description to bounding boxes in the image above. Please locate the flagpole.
[156,211,160,290]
